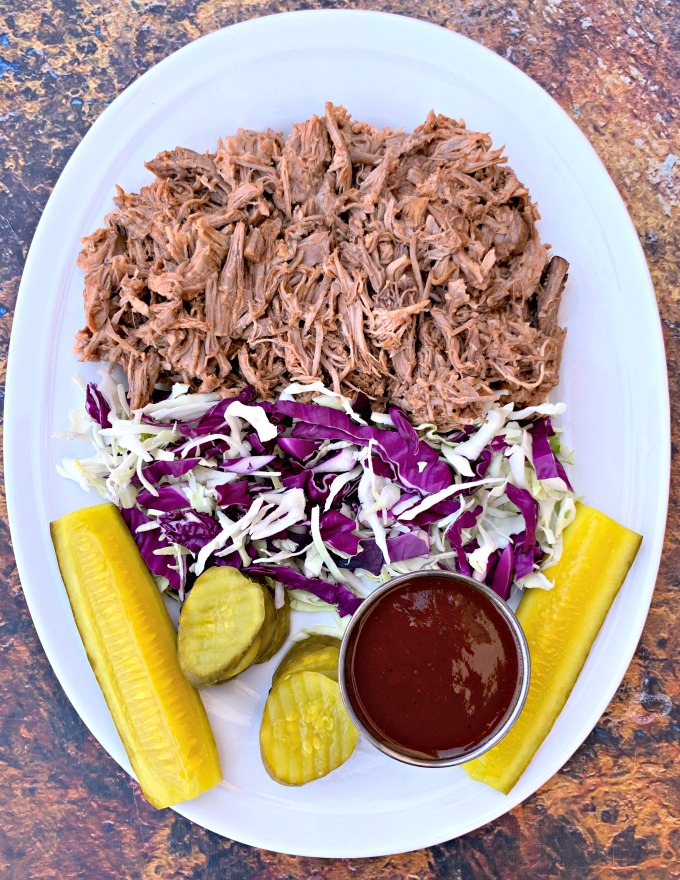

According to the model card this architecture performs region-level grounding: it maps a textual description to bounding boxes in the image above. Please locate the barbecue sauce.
[343,575,521,760]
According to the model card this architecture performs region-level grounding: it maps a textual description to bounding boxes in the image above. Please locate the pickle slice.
[178,566,266,687]
[226,634,263,679]
[256,592,291,664]
[253,588,277,664]
[50,502,222,809]
[463,503,642,794]
[273,643,341,684]
[272,635,342,684]
[260,670,359,786]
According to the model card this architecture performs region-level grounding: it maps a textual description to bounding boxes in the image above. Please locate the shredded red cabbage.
[506,482,540,551]
[85,384,111,428]
[120,505,182,591]
[340,532,430,576]
[176,387,255,438]
[530,417,573,491]
[141,458,201,484]
[276,437,318,461]
[245,564,363,616]
[319,510,362,556]
[268,399,452,494]
[219,455,277,474]
[489,544,515,600]
[445,506,483,578]
[157,510,221,554]
[78,381,574,615]
[213,481,251,508]
[136,485,191,513]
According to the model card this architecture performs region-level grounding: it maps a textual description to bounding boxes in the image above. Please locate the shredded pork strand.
[75,104,568,430]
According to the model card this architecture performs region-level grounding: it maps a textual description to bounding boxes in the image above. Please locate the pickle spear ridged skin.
[178,566,266,687]
[463,502,642,794]
[260,670,359,786]
[50,502,222,809]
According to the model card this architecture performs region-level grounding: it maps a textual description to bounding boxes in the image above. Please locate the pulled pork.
[75,104,568,429]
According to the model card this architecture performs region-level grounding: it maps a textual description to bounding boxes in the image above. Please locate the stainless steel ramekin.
[338,570,531,767]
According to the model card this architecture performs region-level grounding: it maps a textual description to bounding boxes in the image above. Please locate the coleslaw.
[57,373,577,620]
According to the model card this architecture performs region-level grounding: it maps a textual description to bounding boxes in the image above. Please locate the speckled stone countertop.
[0,2,678,878]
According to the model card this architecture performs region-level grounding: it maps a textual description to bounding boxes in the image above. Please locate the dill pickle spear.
[260,670,359,785]
[50,502,222,809]
[178,566,266,687]
[463,503,642,794]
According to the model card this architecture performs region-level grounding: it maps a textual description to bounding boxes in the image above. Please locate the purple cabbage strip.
[505,482,540,552]
[219,455,277,474]
[280,463,307,491]
[445,505,483,577]
[351,391,373,422]
[511,532,545,580]
[120,506,182,591]
[247,432,266,454]
[245,564,363,616]
[446,425,474,444]
[319,510,362,556]
[189,442,229,461]
[171,435,233,461]
[141,458,201,485]
[514,547,536,580]
[157,510,221,554]
[283,527,310,551]
[471,447,492,479]
[212,550,245,569]
[490,435,507,454]
[214,480,251,508]
[386,531,431,563]
[136,485,191,513]
[389,407,420,456]
[480,482,541,592]
[530,417,573,491]
[277,436,318,462]
[338,542,385,576]
[341,532,430,576]
[85,383,112,429]
[489,544,515,600]
[370,454,395,479]
[282,465,353,505]
[409,497,460,528]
